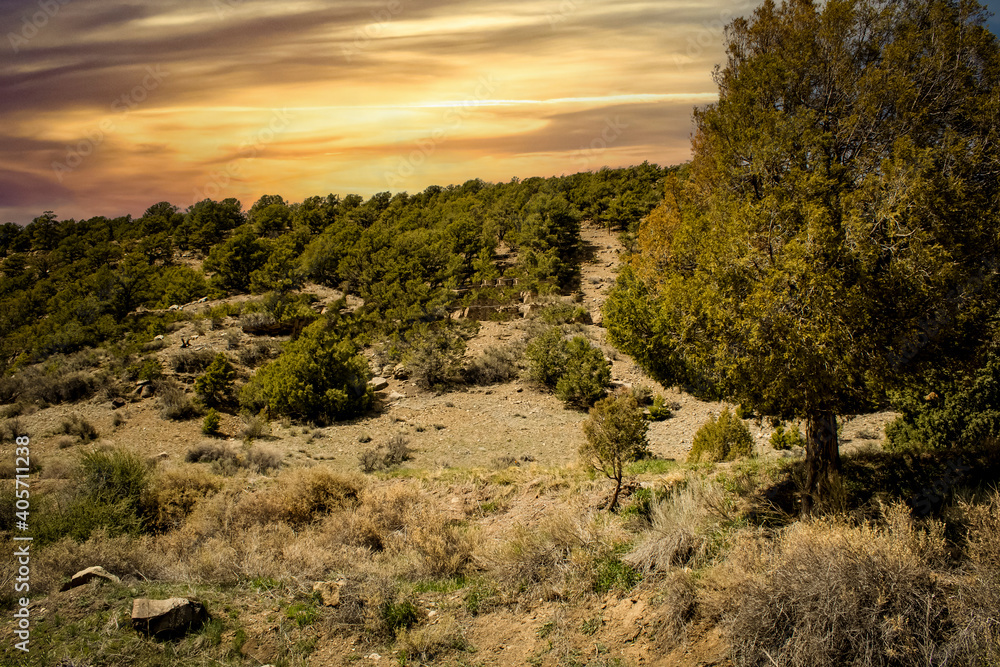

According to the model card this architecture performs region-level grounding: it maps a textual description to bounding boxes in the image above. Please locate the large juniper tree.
[606,0,1000,512]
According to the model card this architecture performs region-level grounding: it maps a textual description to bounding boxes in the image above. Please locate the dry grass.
[626,477,735,573]
[727,503,951,667]
[396,615,468,662]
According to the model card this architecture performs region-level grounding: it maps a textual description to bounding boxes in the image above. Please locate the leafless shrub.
[464,344,522,385]
[158,383,197,421]
[56,414,98,443]
[170,348,215,374]
[237,412,271,441]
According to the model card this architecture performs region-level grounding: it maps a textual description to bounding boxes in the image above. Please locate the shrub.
[127,358,163,382]
[202,408,221,436]
[647,394,673,421]
[464,344,521,385]
[396,616,467,662]
[170,348,215,374]
[0,417,30,442]
[194,353,236,407]
[526,328,611,407]
[770,423,805,450]
[246,444,283,472]
[538,302,591,325]
[57,414,98,442]
[581,392,650,510]
[687,408,754,463]
[258,468,363,526]
[158,383,197,421]
[405,333,465,391]
[237,410,271,441]
[237,341,277,368]
[728,507,952,667]
[525,327,567,387]
[555,337,611,407]
[358,434,413,473]
[240,322,372,423]
[149,468,222,531]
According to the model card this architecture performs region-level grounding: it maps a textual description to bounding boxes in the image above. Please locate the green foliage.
[381,599,420,634]
[770,423,805,451]
[527,328,610,407]
[555,337,612,408]
[688,408,754,464]
[604,0,1000,506]
[202,408,222,436]
[202,226,271,294]
[647,395,672,421]
[240,321,372,423]
[194,353,236,407]
[886,340,1000,452]
[592,554,641,594]
[156,265,209,307]
[581,393,650,511]
[525,327,567,387]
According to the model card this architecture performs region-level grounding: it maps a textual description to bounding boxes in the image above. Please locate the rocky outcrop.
[131,598,208,638]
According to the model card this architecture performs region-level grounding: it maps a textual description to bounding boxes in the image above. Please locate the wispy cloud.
[0,0,750,223]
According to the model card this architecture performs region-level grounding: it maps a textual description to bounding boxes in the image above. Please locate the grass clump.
[56,413,98,443]
[158,382,198,421]
[358,434,413,473]
[687,407,754,463]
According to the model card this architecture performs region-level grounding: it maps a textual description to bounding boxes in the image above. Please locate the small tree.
[687,408,754,463]
[195,353,236,407]
[581,392,650,511]
[556,337,611,408]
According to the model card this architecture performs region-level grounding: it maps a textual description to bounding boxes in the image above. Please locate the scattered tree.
[581,392,650,511]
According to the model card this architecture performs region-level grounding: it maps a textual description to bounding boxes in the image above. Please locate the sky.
[1,0,998,225]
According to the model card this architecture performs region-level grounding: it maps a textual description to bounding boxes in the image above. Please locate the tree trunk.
[801,410,841,515]
[607,474,623,512]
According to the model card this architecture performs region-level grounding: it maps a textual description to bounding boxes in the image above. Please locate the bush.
[0,417,30,442]
[57,413,98,442]
[555,337,611,407]
[240,322,372,423]
[170,348,215,374]
[237,410,271,442]
[687,408,754,463]
[404,331,466,391]
[728,506,952,667]
[202,408,221,436]
[194,353,236,406]
[770,423,805,450]
[581,392,650,510]
[237,341,277,368]
[647,394,673,421]
[149,468,222,531]
[464,344,521,385]
[525,327,567,387]
[158,383,197,421]
[526,328,610,407]
[127,358,163,382]
[359,434,413,473]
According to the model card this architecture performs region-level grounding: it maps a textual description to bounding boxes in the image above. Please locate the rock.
[131,598,207,638]
[168,305,180,311]
[197,297,209,303]
[136,379,151,387]
[140,385,155,399]
[111,398,126,409]
[392,364,409,380]
[312,580,344,607]
[381,365,394,377]
[154,452,169,460]
[369,377,389,391]
[591,310,603,327]
[60,566,120,592]
[154,334,165,341]
[387,391,405,401]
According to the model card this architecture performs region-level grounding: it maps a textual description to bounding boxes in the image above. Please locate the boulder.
[132,598,207,639]
[312,580,345,607]
[60,566,120,592]
[392,364,409,380]
[140,385,155,399]
[369,377,389,392]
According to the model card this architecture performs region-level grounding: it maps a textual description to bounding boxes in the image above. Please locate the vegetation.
[687,408,754,464]
[194,353,236,407]
[605,0,1000,512]
[581,392,651,510]
[526,327,611,407]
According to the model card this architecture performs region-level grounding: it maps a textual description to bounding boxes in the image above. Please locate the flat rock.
[132,598,207,638]
[369,377,389,391]
[60,566,120,592]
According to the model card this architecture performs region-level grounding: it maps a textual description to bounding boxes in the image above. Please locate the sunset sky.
[2,0,998,225]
